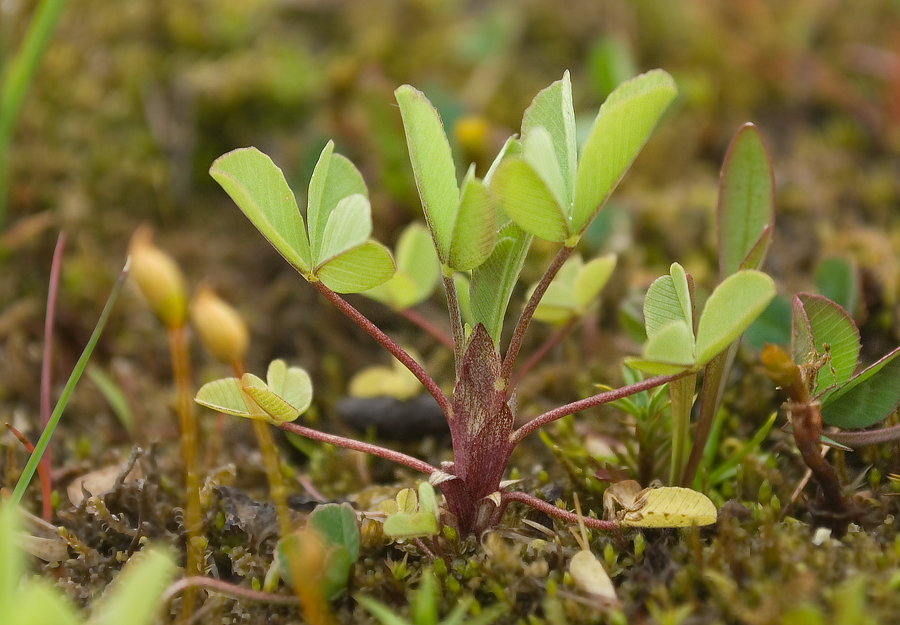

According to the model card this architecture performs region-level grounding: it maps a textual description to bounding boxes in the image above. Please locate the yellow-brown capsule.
[127,226,188,328]
[191,285,249,366]
[760,343,800,388]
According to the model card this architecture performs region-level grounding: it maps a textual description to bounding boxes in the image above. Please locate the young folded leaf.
[531,253,616,324]
[364,222,440,310]
[194,359,312,425]
[379,482,440,539]
[395,86,497,271]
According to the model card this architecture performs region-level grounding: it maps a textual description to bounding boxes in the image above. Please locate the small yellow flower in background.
[191,285,249,366]
[454,115,489,157]
[127,226,188,328]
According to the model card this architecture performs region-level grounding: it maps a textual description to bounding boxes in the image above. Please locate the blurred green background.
[3,0,900,422]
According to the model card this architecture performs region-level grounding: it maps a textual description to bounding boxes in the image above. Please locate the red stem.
[826,424,900,446]
[511,371,686,445]
[309,280,451,417]
[501,245,575,388]
[502,491,617,530]
[162,576,300,607]
[39,232,65,512]
[277,421,438,476]
[6,424,52,521]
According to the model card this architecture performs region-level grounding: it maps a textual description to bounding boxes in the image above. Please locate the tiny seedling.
[379,482,441,539]
[200,69,770,537]
[761,293,900,535]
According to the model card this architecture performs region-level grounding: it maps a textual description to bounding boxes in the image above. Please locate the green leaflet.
[307,143,368,261]
[694,271,775,365]
[821,346,900,429]
[521,70,577,202]
[572,69,677,234]
[449,167,496,270]
[210,147,312,274]
[314,240,396,293]
[792,293,860,394]
[395,85,496,271]
[490,157,570,241]
[718,123,775,277]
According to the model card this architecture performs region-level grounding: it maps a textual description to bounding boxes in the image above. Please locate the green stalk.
[0,0,68,227]
[167,324,202,620]
[668,373,696,485]
[9,262,127,506]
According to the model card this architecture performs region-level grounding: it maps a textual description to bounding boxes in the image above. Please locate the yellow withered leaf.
[620,486,717,528]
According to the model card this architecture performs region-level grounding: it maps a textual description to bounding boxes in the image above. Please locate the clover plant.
[761,293,900,535]
[198,69,771,537]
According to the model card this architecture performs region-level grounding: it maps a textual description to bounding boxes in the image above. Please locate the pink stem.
[826,424,900,446]
[39,231,65,515]
[161,576,300,607]
[511,371,687,445]
[502,491,617,530]
[501,245,574,388]
[277,421,438,476]
[310,280,451,417]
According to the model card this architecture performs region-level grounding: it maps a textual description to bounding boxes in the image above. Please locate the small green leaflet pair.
[194,359,312,425]
[627,262,776,375]
[378,482,441,539]
[791,293,900,430]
